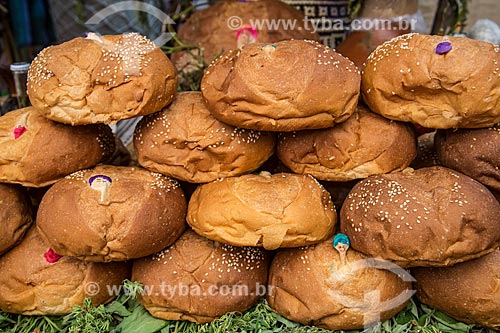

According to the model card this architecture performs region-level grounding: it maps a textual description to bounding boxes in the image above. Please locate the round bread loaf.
[340,166,500,267]
[0,183,32,255]
[27,33,177,125]
[134,91,275,183]
[132,230,270,324]
[37,165,187,262]
[362,33,500,128]
[201,39,360,131]
[435,125,500,191]
[187,172,336,250]
[0,228,129,315]
[0,107,114,187]
[267,237,412,330]
[277,106,416,181]
[172,0,318,68]
[413,248,500,330]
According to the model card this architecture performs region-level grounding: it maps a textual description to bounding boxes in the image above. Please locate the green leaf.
[433,311,471,331]
[420,303,435,314]
[64,299,115,333]
[6,314,63,333]
[418,311,435,327]
[106,301,132,317]
[409,300,419,319]
[271,312,298,328]
[436,322,467,333]
[116,304,167,333]
[433,311,459,323]
[0,312,15,324]
[395,310,413,326]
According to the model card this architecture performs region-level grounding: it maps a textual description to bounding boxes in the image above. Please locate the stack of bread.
[0,32,185,315]
[0,11,337,323]
[132,36,421,329]
[345,33,500,330]
[2,15,500,331]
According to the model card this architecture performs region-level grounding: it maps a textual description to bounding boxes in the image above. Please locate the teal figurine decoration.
[333,233,350,265]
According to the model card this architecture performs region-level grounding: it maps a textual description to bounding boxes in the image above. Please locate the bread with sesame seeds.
[27,33,177,125]
[340,166,500,268]
[0,183,33,255]
[435,125,500,191]
[362,33,500,129]
[132,230,270,324]
[277,105,417,181]
[413,248,500,330]
[0,107,115,187]
[201,39,360,132]
[267,238,412,330]
[36,165,187,262]
[0,228,130,315]
[187,172,336,250]
[134,91,275,183]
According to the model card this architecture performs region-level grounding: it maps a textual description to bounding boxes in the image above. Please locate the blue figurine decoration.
[333,233,350,265]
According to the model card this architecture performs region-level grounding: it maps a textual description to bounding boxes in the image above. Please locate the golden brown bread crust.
[0,183,32,254]
[362,34,500,129]
[340,166,500,267]
[267,239,412,330]
[277,106,417,181]
[435,125,500,191]
[27,33,177,125]
[413,248,500,330]
[201,40,360,131]
[172,0,319,66]
[36,165,187,262]
[134,92,275,183]
[0,107,115,187]
[187,172,336,250]
[0,228,129,315]
[132,230,270,324]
